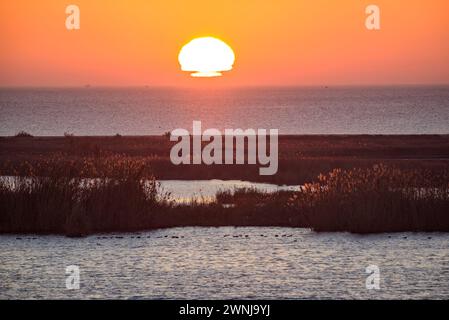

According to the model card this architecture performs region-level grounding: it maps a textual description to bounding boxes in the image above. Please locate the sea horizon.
[1,85,448,136]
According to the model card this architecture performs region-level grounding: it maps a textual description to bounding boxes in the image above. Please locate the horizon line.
[1,83,449,89]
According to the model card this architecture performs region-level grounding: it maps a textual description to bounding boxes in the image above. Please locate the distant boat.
[84,84,91,88]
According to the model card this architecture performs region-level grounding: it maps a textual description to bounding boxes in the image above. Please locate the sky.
[1,0,448,87]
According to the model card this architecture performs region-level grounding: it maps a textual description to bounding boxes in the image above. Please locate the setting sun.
[178,37,235,77]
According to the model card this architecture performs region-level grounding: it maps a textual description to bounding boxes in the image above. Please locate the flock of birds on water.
[13,234,433,241]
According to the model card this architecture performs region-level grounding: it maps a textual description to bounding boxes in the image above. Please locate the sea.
[1,86,448,136]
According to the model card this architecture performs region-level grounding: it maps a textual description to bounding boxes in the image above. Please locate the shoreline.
[2,134,449,185]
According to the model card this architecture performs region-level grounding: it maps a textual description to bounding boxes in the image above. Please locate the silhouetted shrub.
[14,131,33,138]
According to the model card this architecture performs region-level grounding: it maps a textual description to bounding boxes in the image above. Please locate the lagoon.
[1,227,448,299]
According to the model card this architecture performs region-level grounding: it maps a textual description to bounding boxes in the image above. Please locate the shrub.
[14,131,33,138]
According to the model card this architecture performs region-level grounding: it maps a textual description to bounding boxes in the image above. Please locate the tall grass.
[215,188,300,227]
[1,158,448,235]
[0,155,169,236]
[288,164,449,233]
[2,135,448,185]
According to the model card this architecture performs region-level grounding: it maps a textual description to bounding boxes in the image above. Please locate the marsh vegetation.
[0,153,447,235]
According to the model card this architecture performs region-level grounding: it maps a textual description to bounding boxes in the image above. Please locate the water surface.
[159,180,297,203]
[1,86,448,135]
[1,227,448,299]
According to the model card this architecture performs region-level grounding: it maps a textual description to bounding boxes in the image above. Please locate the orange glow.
[0,0,448,86]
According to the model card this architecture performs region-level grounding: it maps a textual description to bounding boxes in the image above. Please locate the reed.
[0,157,448,235]
[2,135,448,185]
[288,164,449,233]
[0,155,170,236]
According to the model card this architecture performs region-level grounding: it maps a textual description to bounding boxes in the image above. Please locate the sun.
[178,37,235,77]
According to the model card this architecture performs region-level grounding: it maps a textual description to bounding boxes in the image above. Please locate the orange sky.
[1,0,448,87]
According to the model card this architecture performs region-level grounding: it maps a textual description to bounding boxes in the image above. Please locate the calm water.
[158,180,297,203]
[0,227,448,299]
[1,177,296,203]
[1,86,448,135]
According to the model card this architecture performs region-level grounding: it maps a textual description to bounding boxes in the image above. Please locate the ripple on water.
[0,227,448,299]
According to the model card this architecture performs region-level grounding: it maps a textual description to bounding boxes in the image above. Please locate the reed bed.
[0,157,448,235]
[288,164,449,233]
[2,135,449,185]
[0,155,170,236]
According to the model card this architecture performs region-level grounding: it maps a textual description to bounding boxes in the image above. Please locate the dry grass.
[288,164,449,233]
[0,155,170,236]
[0,155,448,235]
[1,135,448,184]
